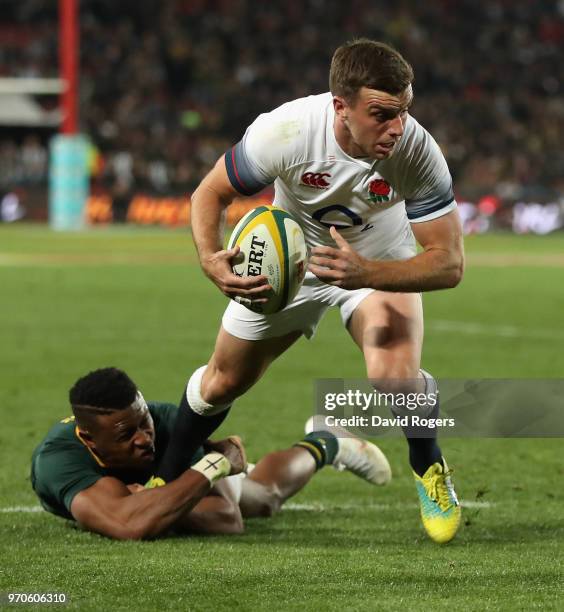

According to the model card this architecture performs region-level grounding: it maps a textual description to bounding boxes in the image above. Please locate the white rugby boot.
[305,415,391,485]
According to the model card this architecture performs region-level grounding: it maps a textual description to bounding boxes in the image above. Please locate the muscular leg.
[347,291,442,475]
[156,326,302,481]
[175,444,322,529]
[347,290,423,382]
[201,326,303,404]
[239,447,316,518]
[238,410,387,517]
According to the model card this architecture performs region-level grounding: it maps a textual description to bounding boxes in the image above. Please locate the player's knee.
[254,488,283,518]
[201,363,258,404]
[366,359,419,394]
[368,366,438,419]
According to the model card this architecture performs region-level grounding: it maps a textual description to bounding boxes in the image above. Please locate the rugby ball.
[227,205,308,314]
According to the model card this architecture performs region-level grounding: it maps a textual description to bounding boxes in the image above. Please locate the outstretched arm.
[70,437,246,540]
[309,209,464,292]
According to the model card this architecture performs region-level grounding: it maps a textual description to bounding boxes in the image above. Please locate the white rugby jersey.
[225,92,456,258]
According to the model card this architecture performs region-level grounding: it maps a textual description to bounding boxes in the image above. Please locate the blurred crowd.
[0,0,563,202]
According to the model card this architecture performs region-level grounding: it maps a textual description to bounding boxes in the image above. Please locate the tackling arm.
[70,438,247,540]
[70,470,212,540]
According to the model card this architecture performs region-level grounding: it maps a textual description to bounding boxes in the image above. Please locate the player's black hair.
[69,367,138,420]
[330,38,414,101]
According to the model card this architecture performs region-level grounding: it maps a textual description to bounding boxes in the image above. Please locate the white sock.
[419,368,439,417]
[186,366,231,416]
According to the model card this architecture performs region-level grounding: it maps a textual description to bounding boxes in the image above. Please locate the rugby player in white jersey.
[157,39,464,543]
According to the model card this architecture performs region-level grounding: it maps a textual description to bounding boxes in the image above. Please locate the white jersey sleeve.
[224,101,306,196]
[393,116,457,223]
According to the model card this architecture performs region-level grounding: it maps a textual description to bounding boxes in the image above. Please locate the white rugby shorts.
[222,235,416,341]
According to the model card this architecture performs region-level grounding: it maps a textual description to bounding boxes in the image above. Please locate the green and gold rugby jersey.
[31,402,203,520]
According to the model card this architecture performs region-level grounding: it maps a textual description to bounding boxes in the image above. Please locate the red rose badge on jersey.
[368,179,391,203]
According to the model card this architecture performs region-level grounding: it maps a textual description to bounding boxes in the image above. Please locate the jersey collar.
[75,426,107,468]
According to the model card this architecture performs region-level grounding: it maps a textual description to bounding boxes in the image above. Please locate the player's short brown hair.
[329,39,414,102]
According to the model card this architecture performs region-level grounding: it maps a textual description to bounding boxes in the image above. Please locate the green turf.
[1,225,563,610]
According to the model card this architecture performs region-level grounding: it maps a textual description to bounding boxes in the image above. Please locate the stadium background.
[1,1,563,610]
[0,0,562,232]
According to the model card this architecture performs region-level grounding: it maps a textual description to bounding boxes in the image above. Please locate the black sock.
[156,389,230,482]
[403,401,442,477]
[294,431,339,470]
[407,437,442,477]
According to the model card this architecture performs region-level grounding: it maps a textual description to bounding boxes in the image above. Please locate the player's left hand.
[204,436,248,475]
[309,226,372,289]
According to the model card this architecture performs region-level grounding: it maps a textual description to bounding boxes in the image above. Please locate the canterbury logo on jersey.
[301,171,331,189]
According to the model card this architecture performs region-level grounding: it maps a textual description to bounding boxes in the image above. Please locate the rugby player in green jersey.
[31,367,391,540]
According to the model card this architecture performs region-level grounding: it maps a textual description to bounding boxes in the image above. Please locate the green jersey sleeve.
[31,403,205,521]
[31,422,104,519]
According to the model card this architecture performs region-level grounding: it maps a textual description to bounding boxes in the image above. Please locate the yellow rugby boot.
[413,459,461,543]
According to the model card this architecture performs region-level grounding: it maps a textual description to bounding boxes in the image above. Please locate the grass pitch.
[1,225,563,611]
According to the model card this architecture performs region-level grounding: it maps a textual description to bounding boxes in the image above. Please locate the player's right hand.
[201,246,272,303]
[204,436,248,476]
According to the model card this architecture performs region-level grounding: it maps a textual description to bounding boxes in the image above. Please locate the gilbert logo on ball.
[228,205,308,314]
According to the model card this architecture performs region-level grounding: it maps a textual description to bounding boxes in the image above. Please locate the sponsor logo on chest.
[300,170,331,190]
[299,168,393,204]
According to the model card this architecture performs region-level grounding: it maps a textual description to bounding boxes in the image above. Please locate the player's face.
[333,86,413,160]
[88,403,156,471]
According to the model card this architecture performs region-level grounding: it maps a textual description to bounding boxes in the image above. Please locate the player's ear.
[333,96,348,119]
[77,427,96,449]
